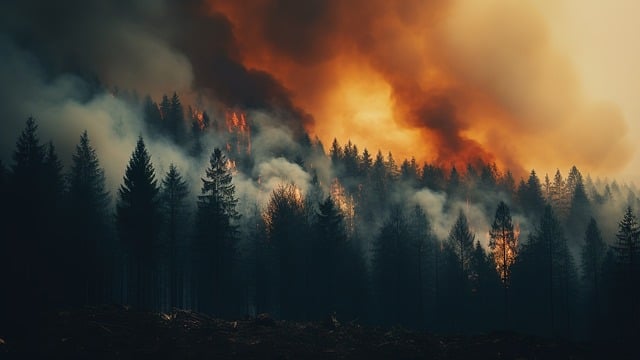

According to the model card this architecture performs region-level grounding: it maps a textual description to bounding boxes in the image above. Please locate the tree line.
[1,115,639,343]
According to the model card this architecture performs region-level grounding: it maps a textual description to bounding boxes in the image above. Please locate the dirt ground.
[0,305,630,359]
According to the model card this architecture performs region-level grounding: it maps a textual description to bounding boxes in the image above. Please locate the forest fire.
[330,178,355,234]
[225,111,251,155]
[206,0,632,178]
[191,108,206,131]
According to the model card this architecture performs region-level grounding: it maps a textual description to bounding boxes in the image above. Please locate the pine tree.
[311,196,346,317]
[168,92,186,144]
[581,218,606,338]
[161,164,190,309]
[408,205,434,328]
[448,210,475,277]
[195,148,240,315]
[116,136,161,310]
[330,138,342,166]
[550,169,569,220]
[372,206,411,325]
[68,131,111,305]
[519,170,545,218]
[611,206,640,334]
[264,183,308,319]
[142,95,162,135]
[489,201,518,326]
[359,148,372,177]
[5,117,49,324]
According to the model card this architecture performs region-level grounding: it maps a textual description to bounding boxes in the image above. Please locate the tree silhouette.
[581,217,606,338]
[68,131,111,305]
[489,201,518,326]
[264,183,309,319]
[611,206,640,335]
[116,136,161,310]
[160,164,190,309]
[194,148,240,316]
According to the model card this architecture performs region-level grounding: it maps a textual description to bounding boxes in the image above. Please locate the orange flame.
[191,108,205,131]
[225,111,252,155]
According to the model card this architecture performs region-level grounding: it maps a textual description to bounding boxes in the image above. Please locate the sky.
[536,0,640,182]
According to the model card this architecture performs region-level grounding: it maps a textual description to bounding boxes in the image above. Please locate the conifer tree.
[161,164,190,309]
[68,131,111,304]
[194,148,240,315]
[581,218,606,338]
[611,206,640,333]
[116,136,161,309]
[264,183,308,319]
[448,210,475,277]
[489,201,518,326]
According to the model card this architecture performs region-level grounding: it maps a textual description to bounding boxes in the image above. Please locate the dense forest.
[1,92,639,346]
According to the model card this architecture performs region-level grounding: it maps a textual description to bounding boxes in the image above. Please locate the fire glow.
[206,0,633,178]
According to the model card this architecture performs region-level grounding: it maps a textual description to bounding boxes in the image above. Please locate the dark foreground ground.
[0,305,632,359]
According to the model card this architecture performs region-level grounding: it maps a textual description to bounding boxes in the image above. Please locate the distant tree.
[67,131,111,305]
[160,164,190,309]
[518,170,545,219]
[400,158,420,185]
[385,152,399,181]
[329,138,342,166]
[142,95,162,135]
[343,140,359,178]
[567,176,592,244]
[446,166,461,200]
[489,201,518,327]
[159,94,171,123]
[194,148,240,316]
[359,148,372,177]
[581,218,606,338]
[499,170,516,196]
[116,136,161,310]
[167,92,186,144]
[421,163,446,191]
[550,169,569,220]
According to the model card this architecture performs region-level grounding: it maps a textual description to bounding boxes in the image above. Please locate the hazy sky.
[536,0,640,181]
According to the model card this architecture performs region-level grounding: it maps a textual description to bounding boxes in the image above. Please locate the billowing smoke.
[209,0,633,176]
[0,0,318,202]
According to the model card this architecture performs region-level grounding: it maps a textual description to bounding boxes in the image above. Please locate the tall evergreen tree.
[194,148,240,316]
[448,210,475,277]
[142,95,162,135]
[581,218,606,338]
[68,131,111,305]
[264,183,309,319]
[168,92,186,144]
[611,206,640,334]
[489,201,518,326]
[311,196,346,317]
[116,136,161,310]
[160,164,190,309]
[372,207,413,326]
